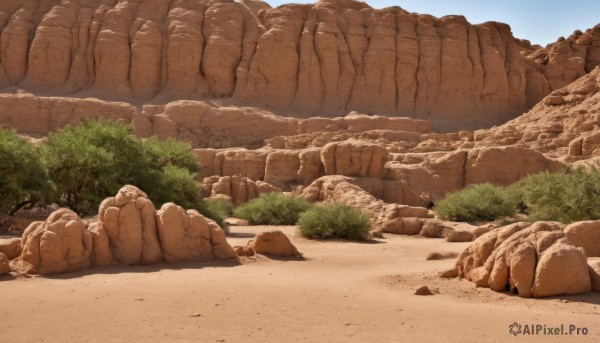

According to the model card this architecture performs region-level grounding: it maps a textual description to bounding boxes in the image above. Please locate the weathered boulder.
[380,217,423,235]
[445,230,474,243]
[98,185,162,265]
[0,252,9,275]
[0,238,21,260]
[530,240,591,297]
[589,258,600,292]
[564,221,600,257]
[87,222,113,267]
[250,231,301,257]
[20,209,93,275]
[456,222,591,298]
[156,203,236,263]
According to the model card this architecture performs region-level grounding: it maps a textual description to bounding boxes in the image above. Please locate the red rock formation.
[0,0,597,130]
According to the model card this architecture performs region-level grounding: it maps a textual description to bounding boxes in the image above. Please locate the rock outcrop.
[476,66,600,159]
[301,175,430,230]
[456,222,591,298]
[98,185,162,265]
[385,147,563,202]
[201,175,281,205]
[564,221,600,257]
[156,203,236,263]
[20,209,93,275]
[13,185,238,276]
[0,237,21,260]
[0,1,597,131]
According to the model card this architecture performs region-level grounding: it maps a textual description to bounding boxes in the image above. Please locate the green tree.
[0,128,53,214]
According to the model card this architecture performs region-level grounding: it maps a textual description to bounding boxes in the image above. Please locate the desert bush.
[204,198,234,219]
[435,183,515,222]
[298,203,371,240]
[233,193,312,225]
[507,169,600,223]
[0,128,53,214]
[142,137,199,173]
[41,120,203,217]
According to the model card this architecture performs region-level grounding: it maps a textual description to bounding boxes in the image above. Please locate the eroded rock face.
[564,221,600,257]
[201,176,281,205]
[0,238,21,260]
[476,66,600,159]
[98,185,162,265]
[156,203,236,263]
[321,140,388,178]
[0,1,596,130]
[20,209,93,275]
[386,147,563,202]
[456,222,591,298]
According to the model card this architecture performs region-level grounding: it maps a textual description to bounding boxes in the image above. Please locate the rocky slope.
[0,0,598,131]
[475,66,600,159]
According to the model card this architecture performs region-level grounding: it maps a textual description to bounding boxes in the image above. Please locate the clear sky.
[263,0,600,46]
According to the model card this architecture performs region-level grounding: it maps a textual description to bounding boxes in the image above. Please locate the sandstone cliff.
[0,0,598,130]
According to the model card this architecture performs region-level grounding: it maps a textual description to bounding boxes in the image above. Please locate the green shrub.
[435,183,515,222]
[0,128,53,214]
[298,203,371,240]
[204,198,234,219]
[41,120,202,217]
[507,169,600,223]
[41,120,147,215]
[233,193,312,225]
[142,137,198,173]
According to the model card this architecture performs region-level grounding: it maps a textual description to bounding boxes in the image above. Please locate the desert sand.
[1,225,598,342]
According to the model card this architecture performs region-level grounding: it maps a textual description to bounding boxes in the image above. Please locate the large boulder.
[156,203,236,263]
[0,237,21,260]
[0,252,9,275]
[589,258,600,292]
[250,231,301,257]
[98,185,162,265]
[530,240,591,297]
[564,221,600,257]
[20,209,93,275]
[456,222,591,298]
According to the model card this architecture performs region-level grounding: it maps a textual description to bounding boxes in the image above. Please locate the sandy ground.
[1,225,599,343]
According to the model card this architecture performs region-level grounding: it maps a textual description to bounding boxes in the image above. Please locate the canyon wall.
[0,0,598,131]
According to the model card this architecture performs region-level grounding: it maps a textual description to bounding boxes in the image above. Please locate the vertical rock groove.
[0,0,597,130]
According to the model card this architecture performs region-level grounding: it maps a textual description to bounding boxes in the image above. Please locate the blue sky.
[263,0,600,46]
